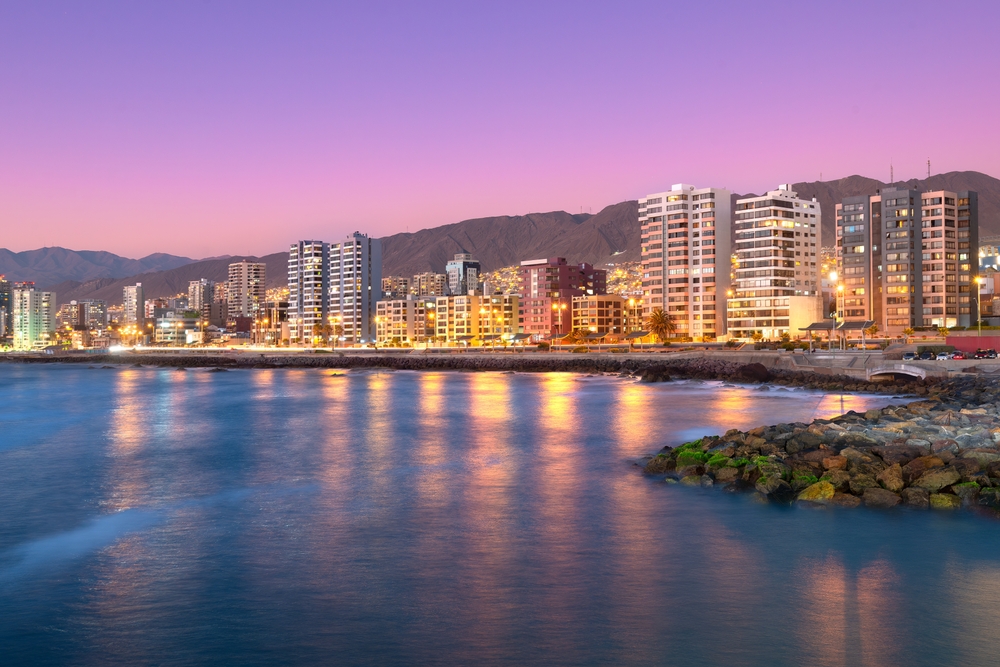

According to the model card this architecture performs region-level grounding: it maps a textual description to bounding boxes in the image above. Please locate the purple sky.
[2,1,999,258]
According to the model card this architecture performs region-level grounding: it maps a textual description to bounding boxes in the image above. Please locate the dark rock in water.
[829,493,862,508]
[953,483,980,506]
[863,487,902,508]
[755,475,794,502]
[930,493,961,510]
[849,473,878,495]
[643,456,676,474]
[639,365,671,383]
[714,467,740,483]
[700,475,714,488]
[913,467,962,492]
[901,487,930,508]
[176,367,187,371]
[737,363,770,382]
[207,367,229,373]
[101,365,114,369]
[978,487,1000,508]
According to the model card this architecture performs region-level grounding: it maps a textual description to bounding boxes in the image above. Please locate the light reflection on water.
[1,365,998,666]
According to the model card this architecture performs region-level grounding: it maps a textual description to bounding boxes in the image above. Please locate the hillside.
[33,170,1000,305]
[52,252,289,305]
[380,201,640,277]
[0,247,194,286]
[790,170,1000,242]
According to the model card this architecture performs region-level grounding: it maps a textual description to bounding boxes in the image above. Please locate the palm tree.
[646,308,676,344]
[312,323,333,346]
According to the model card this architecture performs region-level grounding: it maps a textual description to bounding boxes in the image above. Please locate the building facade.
[835,188,979,331]
[445,253,481,295]
[329,233,382,343]
[381,276,411,300]
[639,184,732,341]
[12,287,56,350]
[288,240,329,344]
[0,276,10,341]
[727,184,823,340]
[123,283,144,325]
[412,272,448,297]
[517,257,606,339]
[375,296,435,345]
[571,295,625,336]
[227,261,266,319]
[188,279,215,312]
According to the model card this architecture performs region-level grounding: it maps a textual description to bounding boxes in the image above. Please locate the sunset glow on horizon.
[2,0,999,258]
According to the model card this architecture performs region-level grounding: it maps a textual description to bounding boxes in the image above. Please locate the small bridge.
[866,363,946,381]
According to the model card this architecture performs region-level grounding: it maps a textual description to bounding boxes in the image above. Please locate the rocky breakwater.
[643,377,1000,513]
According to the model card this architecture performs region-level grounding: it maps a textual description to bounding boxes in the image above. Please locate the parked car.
[975,349,991,359]
[936,352,951,361]
[919,351,935,360]
[951,351,967,360]
[988,349,999,359]
[902,352,917,361]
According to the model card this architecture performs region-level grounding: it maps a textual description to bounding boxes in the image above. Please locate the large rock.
[639,365,672,383]
[953,483,980,506]
[714,467,740,483]
[913,467,962,492]
[755,476,794,502]
[901,487,930,508]
[737,363,770,382]
[950,458,982,480]
[829,493,862,508]
[863,488,902,509]
[978,487,1000,509]
[822,455,848,470]
[961,449,1000,466]
[849,473,878,495]
[825,470,851,492]
[902,456,945,483]
[679,475,702,486]
[877,464,905,493]
[930,493,962,510]
[797,481,835,503]
[644,455,676,474]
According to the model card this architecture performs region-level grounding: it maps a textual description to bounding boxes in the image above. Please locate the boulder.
[950,458,982,480]
[829,493,862,508]
[929,493,962,510]
[978,487,1000,509]
[737,363,770,382]
[700,474,714,488]
[755,476,794,502]
[797,481,835,503]
[714,467,740,483]
[952,483,980,506]
[902,456,945,483]
[876,464,905,493]
[961,449,1000,466]
[863,488,902,509]
[639,365,671,382]
[707,443,737,458]
[913,467,962,492]
[849,473,878,495]
[825,470,851,492]
[931,439,960,455]
[644,456,676,474]
[679,475,702,486]
[822,455,848,470]
[901,487,930,509]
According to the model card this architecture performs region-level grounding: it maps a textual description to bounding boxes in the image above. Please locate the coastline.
[643,374,1000,513]
[0,351,943,395]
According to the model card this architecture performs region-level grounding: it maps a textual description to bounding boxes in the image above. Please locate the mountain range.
[4,170,997,306]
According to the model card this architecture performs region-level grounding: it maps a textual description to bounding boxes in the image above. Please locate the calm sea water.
[1,364,997,666]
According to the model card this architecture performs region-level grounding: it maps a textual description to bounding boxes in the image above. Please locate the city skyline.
[3,1,1000,258]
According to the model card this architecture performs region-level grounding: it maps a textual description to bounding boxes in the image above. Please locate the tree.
[938,326,950,338]
[780,331,791,344]
[332,325,344,348]
[751,331,764,343]
[646,308,676,344]
[312,323,333,346]
[865,323,879,338]
[903,327,914,344]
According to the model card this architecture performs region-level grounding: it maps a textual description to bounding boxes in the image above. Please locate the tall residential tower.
[639,184,732,341]
[329,232,382,343]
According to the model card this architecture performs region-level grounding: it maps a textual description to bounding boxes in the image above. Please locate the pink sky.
[2,1,999,258]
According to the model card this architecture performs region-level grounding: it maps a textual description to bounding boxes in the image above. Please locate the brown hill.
[789,170,1000,243]
[380,201,640,277]
[0,247,193,286]
[53,252,289,305]
[47,170,1000,304]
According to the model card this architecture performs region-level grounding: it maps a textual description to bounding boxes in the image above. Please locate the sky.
[2,0,999,258]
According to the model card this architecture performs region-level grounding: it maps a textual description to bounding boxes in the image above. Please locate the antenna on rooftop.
[927,159,931,179]
[890,161,894,185]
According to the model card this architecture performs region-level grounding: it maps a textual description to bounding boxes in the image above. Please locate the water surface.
[0,365,995,666]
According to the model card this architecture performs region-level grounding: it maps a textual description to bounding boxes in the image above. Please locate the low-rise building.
[376,296,435,345]
[571,295,625,337]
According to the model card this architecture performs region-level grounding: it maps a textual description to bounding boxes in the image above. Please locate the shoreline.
[643,374,1000,513]
[0,351,945,395]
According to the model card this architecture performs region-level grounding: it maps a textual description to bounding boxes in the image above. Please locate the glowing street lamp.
[976,275,985,337]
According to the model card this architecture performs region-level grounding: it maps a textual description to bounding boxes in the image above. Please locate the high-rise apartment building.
[123,283,144,326]
[0,276,10,340]
[412,272,448,297]
[12,287,56,350]
[639,184,732,341]
[227,261,266,319]
[835,188,979,331]
[445,253,481,295]
[381,276,411,300]
[517,257,606,339]
[329,233,382,343]
[288,240,329,344]
[727,184,823,340]
[188,279,215,312]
